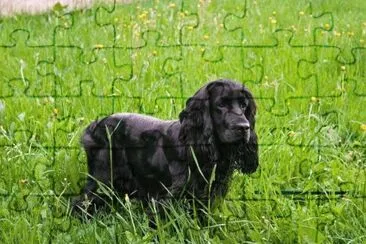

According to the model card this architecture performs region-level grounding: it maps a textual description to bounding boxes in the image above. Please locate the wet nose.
[234,123,250,133]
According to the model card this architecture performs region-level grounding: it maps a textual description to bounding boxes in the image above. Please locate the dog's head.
[179,79,258,174]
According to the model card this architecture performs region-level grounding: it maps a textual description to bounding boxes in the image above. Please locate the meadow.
[0,0,365,242]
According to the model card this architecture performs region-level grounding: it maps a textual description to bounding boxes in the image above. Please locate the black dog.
[73,79,258,216]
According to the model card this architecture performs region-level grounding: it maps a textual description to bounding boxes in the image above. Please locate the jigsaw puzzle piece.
[260,143,319,190]
[112,30,182,114]
[289,98,365,192]
[54,8,115,63]
[312,2,365,63]
[0,29,54,97]
[302,46,366,134]
[239,30,316,116]
[258,94,322,149]
[8,193,29,212]
[37,46,86,97]
[223,0,276,47]
[297,46,349,98]
[0,92,64,199]
[180,46,261,95]
[95,2,145,48]
[142,54,184,116]
[258,108,362,195]
[0,140,54,207]
[0,10,62,46]
[37,46,132,97]
[33,160,54,193]
[3,180,29,213]
[0,96,56,149]
[0,77,28,99]
[80,47,133,96]
[53,148,83,195]
[95,0,183,48]
[181,0,248,60]
[344,47,366,97]
[288,2,333,46]
[223,1,332,47]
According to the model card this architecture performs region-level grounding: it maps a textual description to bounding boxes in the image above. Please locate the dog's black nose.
[234,123,250,133]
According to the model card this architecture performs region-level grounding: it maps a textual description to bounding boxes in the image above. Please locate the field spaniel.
[73,79,258,217]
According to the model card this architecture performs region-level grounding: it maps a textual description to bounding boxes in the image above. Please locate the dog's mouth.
[220,128,251,144]
[234,130,250,143]
[242,131,250,143]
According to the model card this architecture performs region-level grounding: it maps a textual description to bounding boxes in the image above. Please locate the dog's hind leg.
[72,146,113,216]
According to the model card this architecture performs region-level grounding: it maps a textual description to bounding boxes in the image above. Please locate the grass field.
[0,0,365,242]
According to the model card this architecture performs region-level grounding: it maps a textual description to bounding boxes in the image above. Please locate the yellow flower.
[299,11,305,16]
[169,3,176,8]
[203,35,209,40]
[152,50,158,56]
[360,124,366,132]
[311,97,319,103]
[138,12,148,19]
[19,179,28,185]
[271,19,277,24]
[324,23,331,30]
[333,31,341,37]
[53,108,59,115]
[341,66,346,71]
[94,44,104,49]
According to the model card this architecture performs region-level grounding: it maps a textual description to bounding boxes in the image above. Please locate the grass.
[0,0,365,242]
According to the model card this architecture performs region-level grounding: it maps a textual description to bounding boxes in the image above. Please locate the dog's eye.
[218,98,229,107]
[239,99,247,109]
[218,102,225,107]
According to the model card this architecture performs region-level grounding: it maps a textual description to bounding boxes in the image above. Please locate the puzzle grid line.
[0,0,365,236]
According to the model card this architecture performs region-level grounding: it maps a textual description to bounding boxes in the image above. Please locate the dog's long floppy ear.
[179,82,218,163]
[241,88,259,173]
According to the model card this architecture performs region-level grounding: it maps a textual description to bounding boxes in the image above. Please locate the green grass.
[0,0,365,242]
